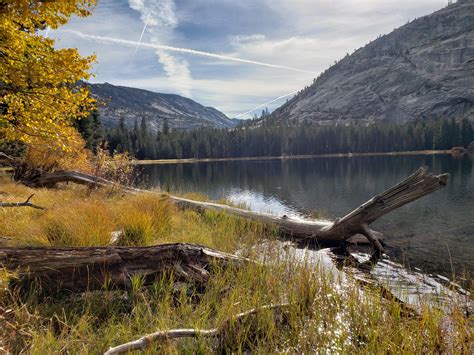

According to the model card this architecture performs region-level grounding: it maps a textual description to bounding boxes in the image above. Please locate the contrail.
[129,14,150,63]
[44,26,51,37]
[235,90,299,118]
[62,30,316,75]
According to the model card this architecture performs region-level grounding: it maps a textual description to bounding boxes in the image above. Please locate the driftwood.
[0,194,45,210]
[104,303,291,355]
[0,243,249,293]
[6,166,449,261]
[10,166,447,243]
[168,167,449,262]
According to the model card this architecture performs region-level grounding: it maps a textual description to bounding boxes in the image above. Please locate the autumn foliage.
[0,0,97,162]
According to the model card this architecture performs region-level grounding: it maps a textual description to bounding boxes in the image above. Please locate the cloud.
[63,30,317,75]
[128,0,192,96]
[230,34,266,44]
[155,50,192,96]
[128,0,177,27]
[107,76,311,118]
[235,90,299,118]
[50,0,449,117]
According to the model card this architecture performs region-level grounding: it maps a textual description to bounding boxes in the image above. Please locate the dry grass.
[0,173,471,353]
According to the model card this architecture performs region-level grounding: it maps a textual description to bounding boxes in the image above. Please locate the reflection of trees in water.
[143,155,473,276]
[145,155,471,211]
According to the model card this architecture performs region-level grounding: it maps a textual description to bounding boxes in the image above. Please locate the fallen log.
[0,243,249,293]
[17,170,123,189]
[8,166,449,258]
[168,167,449,258]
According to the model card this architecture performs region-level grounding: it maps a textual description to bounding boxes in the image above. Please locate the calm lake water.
[140,154,474,279]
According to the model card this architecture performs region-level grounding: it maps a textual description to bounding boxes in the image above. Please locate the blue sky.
[49,0,449,118]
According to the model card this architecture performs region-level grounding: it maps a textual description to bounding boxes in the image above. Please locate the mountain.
[268,0,474,125]
[88,82,235,131]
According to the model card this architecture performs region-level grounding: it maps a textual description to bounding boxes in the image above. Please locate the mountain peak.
[88,82,235,131]
[267,0,474,125]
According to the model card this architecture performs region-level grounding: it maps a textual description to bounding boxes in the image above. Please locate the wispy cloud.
[51,0,448,117]
[129,0,177,28]
[128,0,192,96]
[235,90,299,118]
[63,30,317,75]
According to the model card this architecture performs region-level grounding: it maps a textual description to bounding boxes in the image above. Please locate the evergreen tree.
[162,117,170,135]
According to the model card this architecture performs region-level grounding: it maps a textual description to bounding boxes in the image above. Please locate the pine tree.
[162,117,170,135]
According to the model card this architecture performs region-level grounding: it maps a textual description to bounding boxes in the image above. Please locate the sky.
[48,0,449,118]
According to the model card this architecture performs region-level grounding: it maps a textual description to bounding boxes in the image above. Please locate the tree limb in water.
[164,167,448,258]
[103,303,291,355]
[9,166,449,260]
[0,194,45,210]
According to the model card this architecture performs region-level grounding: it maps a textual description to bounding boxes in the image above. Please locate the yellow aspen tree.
[0,0,97,154]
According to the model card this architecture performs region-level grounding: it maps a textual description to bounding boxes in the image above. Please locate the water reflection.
[141,155,474,278]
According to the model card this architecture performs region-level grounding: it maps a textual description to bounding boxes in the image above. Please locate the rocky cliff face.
[269,0,474,125]
[89,83,235,131]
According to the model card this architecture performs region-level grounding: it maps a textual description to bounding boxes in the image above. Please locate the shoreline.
[131,149,458,165]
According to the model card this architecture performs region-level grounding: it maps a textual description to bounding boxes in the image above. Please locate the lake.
[140,154,474,280]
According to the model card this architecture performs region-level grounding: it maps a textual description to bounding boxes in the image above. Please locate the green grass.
[0,175,471,353]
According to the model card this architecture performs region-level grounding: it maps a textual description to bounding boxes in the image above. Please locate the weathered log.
[8,167,449,254]
[0,194,45,210]
[18,170,125,189]
[168,167,448,254]
[0,243,249,293]
[104,303,291,355]
[11,168,368,242]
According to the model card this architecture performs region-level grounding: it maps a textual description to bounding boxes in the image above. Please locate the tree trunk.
[0,167,449,293]
[0,243,249,293]
[9,166,449,253]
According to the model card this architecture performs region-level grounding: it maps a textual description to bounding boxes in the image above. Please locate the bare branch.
[104,303,291,355]
[0,194,45,210]
[0,152,16,161]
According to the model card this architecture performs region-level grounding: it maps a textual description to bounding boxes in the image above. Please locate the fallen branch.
[104,303,291,355]
[165,166,448,262]
[0,243,250,293]
[0,152,16,162]
[8,167,449,263]
[0,194,45,210]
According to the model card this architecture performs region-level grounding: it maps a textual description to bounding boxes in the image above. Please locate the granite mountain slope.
[89,83,235,131]
[268,0,474,125]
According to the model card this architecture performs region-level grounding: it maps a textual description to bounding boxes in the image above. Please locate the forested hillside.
[87,116,473,160]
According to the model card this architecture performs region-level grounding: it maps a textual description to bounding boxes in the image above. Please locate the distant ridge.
[88,82,235,131]
[267,0,474,125]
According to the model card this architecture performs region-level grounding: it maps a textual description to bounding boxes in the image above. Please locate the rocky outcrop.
[269,0,474,125]
[89,82,235,131]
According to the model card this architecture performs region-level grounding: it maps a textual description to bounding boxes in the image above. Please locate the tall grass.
[0,174,471,353]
